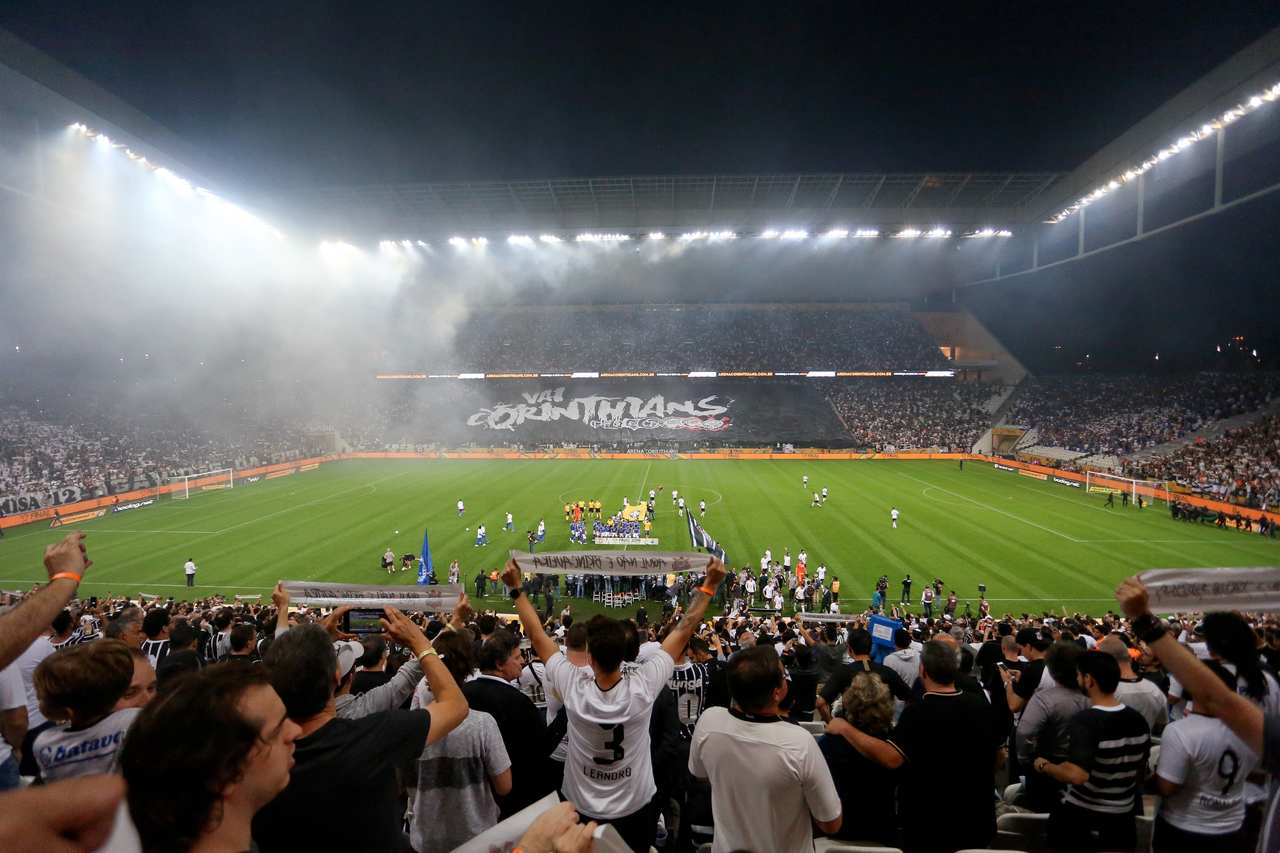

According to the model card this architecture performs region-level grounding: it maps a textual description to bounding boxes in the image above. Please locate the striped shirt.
[1063,704,1151,815]
[669,661,710,741]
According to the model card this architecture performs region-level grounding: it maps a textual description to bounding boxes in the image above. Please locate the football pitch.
[0,459,1275,616]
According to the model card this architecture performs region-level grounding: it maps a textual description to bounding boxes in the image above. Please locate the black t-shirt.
[974,640,1004,674]
[1013,659,1046,702]
[820,730,898,844]
[351,670,394,696]
[889,691,1002,848]
[252,710,430,853]
[822,660,912,705]
[1063,705,1151,815]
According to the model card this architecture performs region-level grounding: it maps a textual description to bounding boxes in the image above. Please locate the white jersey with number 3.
[545,650,673,819]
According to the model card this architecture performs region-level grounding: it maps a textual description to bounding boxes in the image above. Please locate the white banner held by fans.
[510,550,711,576]
[797,611,855,624]
[1139,567,1280,613]
[281,581,462,612]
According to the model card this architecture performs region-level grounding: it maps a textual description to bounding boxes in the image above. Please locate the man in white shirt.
[184,557,197,587]
[689,645,841,853]
[502,556,725,853]
[457,499,465,517]
[891,507,900,529]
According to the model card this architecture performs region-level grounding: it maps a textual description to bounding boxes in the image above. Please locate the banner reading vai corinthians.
[282,581,462,611]
[510,550,712,576]
[1139,567,1280,613]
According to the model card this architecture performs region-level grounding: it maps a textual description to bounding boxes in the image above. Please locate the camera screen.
[345,608,384,635]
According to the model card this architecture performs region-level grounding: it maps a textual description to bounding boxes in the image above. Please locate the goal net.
[1085,470,1171,505]
[169,468,234,500]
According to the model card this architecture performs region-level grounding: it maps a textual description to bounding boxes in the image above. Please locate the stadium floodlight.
[647,232,666,240]
[576,233,632,243]
[679,231,705,241]
[471,237,488,246]
[854,228,880,238]
[507,234,535,246]
[539,234,562,244]
[964,228,1013,238]
[707,231,737,241]
[924,228,952,239]
[823,228,849,239]
[760,229,780,239]
[448,237,467,248]
[378,240,395,250]
[416,240,430,248]
[400,240,413,249]
[780,229,808,241]
[1048,79,1280,223]
[894,228,922,239]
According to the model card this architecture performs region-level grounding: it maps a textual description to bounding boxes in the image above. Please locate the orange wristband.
[50,572,82,584]
[698,584,716,596]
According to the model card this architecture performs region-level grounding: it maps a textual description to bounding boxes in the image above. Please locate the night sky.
[3,1,1279,189]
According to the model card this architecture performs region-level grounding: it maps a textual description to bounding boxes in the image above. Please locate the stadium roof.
[289,171,1064,239]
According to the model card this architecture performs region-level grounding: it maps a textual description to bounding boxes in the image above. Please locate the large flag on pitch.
[416,529,434,585]
[686,512,727,564]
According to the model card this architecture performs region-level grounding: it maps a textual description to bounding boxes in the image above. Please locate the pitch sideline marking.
[896,470,1085,543]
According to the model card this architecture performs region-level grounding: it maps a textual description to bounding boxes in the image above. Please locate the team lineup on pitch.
[0,458,1273,616]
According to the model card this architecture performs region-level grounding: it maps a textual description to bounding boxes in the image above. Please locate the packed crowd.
[1125,415,1280,510]
[7,532,1280,853]
[1006,372,1280,457]
[444,305,948,373]
[0,406,315,506]
[826,380,1005,451]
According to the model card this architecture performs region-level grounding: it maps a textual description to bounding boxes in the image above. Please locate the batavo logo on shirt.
[40,729,126,766]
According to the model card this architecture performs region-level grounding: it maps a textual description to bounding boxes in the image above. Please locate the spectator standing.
[0,662,25,792]
[252,610,467,853]
[690,645,842,853]
[826,640,1005,853]
[820,672,897,845]
[1098,634,1168,734]
[502,556,725,853]
[818,628,911,717]
[115,648,157,711]
[1015,642,1089,813]
[409,630,512,853]
[1034,651,1151,853]
[1153,660,1259,853]
[155,619,202,688]
[462,629,558,817]
[184,557,197,588]
[139,609,171,668]
[32,640,141,781]
[120,664,301,853]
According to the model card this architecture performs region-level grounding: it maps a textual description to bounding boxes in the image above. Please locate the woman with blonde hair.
[819,672,899,844]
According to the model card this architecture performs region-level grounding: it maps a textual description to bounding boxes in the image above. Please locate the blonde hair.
[839,671,893,738]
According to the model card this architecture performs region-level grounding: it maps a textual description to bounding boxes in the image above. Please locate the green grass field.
[0,459,1275,616]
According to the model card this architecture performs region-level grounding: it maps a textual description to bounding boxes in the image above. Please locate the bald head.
[1097,635,1134,675]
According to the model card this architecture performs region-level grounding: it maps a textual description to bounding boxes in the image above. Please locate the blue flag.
[686,512,727,564]
[417,529,433,585]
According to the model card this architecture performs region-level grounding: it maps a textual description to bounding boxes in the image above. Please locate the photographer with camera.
[252,595,467,852]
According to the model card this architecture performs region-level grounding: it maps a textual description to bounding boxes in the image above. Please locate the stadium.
[1,7,1279,853]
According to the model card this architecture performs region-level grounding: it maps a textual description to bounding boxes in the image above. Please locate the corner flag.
[416,529,433,585]
[686,512,727,564]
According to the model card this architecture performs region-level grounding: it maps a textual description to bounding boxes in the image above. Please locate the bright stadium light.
[823,228,849,239]
[398,240,412,249]
[678,231,705,241]
[539,234,562,244]
[707,230,737,241]
[1048,79,1280,223]
[894,228,922,239]
[853,228,880,238]
[416,240,430,248]
[780,229,808,241]
[964,228,1014,238]
[576,233,632,243]
[448,237,467,248]
[647,232,666,240]
[759,229,780,239]
[378,240,396,250]
[471,237,488,246]
[507,234,535,247]
[924,228,952,239]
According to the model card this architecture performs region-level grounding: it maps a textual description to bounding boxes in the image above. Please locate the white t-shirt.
[678,498,685,508]
[457,500,464,511]
[1157,713,1259,833]
[689,706,841,853]
[0,663,25,766]
[817,566,826,581]
[35,707,141,782]
[506,513,513,524]
[544,649,673,819]
[783,554,791,567]
[184,560,196,576]
[16,635,55,728]
[891,509,900,520]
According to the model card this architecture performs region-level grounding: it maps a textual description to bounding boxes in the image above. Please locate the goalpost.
[169,468,234,500]
[1085,470,1172,505]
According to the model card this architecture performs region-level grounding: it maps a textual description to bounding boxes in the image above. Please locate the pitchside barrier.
[3,449,1277,532]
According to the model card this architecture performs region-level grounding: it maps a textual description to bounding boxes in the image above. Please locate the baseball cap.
[334,640,363,679]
